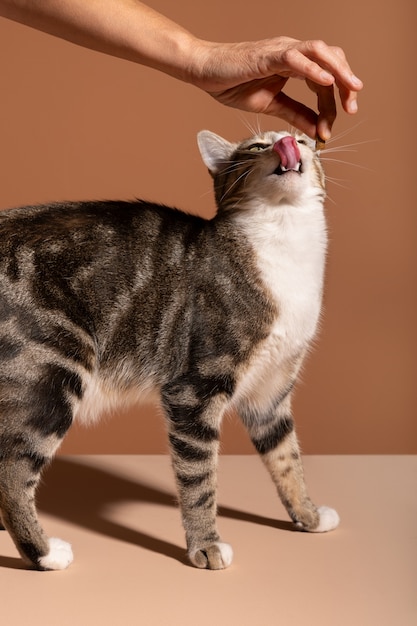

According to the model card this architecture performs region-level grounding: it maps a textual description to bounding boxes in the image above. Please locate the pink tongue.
[273,136,301,170]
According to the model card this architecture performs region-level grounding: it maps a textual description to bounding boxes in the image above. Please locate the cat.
[0,129,339,571]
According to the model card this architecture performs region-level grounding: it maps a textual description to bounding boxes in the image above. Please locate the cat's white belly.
[73,373,159,426]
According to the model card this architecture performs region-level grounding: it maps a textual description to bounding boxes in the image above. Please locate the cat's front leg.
[240,394,339,533]
[162,383,232,570]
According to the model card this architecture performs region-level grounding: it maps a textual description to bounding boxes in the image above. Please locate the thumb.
[264,91,318,139]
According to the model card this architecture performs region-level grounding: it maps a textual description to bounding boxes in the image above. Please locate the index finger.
[316,83,337,141]
[299,40,363,93]
[306,78,336,141]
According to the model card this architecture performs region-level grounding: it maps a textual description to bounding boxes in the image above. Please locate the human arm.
[0,0,362,139]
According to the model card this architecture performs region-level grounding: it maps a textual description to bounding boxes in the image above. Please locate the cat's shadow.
[0,457,294,569]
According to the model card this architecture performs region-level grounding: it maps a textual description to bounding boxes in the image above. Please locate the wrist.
[178,38,228,91]
[157,32,214,87]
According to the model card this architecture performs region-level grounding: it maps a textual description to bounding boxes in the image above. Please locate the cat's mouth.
[273,161,302,176]
[272,136,302,176]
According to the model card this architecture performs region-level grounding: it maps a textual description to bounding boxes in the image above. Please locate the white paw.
[310,506,340,533]
[215,542,234,567]
[38,537,74,570]
[189,542,233,570]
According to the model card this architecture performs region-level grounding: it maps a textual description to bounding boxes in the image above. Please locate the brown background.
[0,0,415,454]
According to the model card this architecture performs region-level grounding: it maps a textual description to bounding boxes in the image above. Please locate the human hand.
[190,37,363,140]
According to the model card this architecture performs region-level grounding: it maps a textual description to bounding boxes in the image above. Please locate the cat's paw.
[309,506,340,533]
[189,542,233,570]
[38,537,74,570]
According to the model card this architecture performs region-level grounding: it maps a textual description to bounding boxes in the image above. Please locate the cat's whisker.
[326,119,367,145]
[221,161,249,175]
[321,138,379,154]
[323,191,337,205]
[220,168,252,203]
[321,147,358,155]
[199,188,213,200]
[238,114,261,138]
[255,115,263,136]
[324,175,351,190]
[319,156,374,172]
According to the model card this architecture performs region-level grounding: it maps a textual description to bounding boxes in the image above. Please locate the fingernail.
[320,71,334,83]
[317,125,331,141]
[351,75,363,88]
[349,99,358,113]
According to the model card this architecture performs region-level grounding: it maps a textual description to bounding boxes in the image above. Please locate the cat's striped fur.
[0,130,339,571]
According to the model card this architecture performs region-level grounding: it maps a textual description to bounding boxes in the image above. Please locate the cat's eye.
[247,143,270,152]
[297,139,307,145]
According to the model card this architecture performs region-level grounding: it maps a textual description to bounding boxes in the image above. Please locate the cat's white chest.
[233,203,326,410]
[246,203,327,354]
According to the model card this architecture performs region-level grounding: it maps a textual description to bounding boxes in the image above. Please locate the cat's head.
[197,130,325,212]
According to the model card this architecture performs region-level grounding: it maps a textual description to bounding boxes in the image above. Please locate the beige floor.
[0,455,415,626]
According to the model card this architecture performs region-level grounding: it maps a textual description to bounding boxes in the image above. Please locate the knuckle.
[283,47,307,73]
[331,45,346,60]
[308,39,327,55]
[281,47,297,65]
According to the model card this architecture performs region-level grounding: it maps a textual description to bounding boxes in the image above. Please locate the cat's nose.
[273,136,301,171]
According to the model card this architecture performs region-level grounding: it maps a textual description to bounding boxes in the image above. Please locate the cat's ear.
[197,131,236,175]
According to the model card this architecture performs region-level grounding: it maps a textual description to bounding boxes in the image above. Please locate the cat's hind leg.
[0,450,73,570]
[162,379,233,570]
[240,392,339,533]
[0,441,73,570]
[0,365,80,570]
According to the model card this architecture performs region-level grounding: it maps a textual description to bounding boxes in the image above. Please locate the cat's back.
[0,199,209,285]
[0,199,195,248]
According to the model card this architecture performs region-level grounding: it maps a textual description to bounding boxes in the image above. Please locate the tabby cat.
[0,129,339,571]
